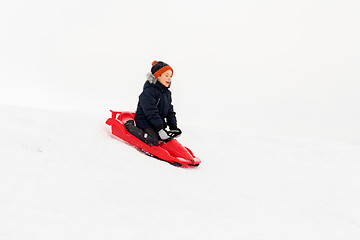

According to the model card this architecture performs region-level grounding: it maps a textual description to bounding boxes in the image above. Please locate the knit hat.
[151,61,173,78]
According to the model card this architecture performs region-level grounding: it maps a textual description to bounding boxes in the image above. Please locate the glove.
[158,128,176,141]
[168,124,182,138]
[168,129,182,138]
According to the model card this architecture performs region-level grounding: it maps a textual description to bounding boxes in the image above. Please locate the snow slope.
[1,105,360,240]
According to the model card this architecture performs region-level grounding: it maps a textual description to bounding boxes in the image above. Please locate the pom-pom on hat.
[151,61,173,79]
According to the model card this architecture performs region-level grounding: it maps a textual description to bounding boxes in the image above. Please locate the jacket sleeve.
[138,88,164,129]
[166,92,177,128]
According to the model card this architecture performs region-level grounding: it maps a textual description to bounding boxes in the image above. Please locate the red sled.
[106,110,201,167]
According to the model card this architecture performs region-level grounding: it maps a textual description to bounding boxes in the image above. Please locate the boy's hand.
[169,124,182,138]
[158,128,176,141]
[168,128,182,138]
[157,124,182,141]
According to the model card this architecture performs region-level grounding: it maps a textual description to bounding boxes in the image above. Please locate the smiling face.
[157,69,173,87]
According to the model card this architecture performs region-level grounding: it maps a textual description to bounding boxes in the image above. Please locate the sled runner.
[106,110,201,167]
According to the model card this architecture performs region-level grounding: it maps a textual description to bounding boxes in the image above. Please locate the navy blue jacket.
[134,79,177,130]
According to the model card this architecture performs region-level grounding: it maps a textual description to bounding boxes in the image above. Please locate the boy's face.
[157,70,173,88]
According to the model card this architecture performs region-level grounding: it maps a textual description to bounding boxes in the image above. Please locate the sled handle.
[110,110,122,119]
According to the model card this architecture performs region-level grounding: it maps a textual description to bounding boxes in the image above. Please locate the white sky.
[1,0,359,143]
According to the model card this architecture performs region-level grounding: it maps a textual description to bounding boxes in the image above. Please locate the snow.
[1,105,360,239]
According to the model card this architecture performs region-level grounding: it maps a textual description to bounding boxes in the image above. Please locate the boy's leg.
[143,128,160,146]
[124,122,147,142]
[124,121,159,146]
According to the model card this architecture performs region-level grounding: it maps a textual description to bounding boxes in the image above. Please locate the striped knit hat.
[151,61,173,78]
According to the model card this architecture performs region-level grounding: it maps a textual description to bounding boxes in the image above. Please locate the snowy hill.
[1,105,360,240]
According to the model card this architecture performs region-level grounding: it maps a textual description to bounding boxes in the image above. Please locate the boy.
[125,61,182,146]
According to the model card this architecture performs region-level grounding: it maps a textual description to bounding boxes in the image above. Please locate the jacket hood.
[146,72,157,84]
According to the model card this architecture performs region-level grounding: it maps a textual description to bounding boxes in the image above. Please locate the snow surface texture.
[1,105,360,240]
